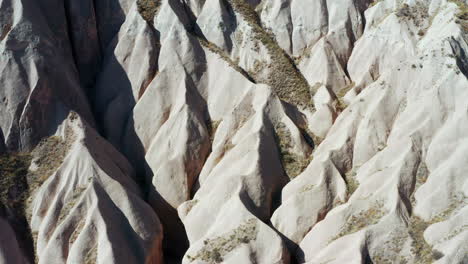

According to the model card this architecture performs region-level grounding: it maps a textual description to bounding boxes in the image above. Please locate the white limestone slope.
[0,0,94,151]
[0,0,467,263]
[0,0,164,263]
[272,0,468,263]
[29,114,163,264]
[115,1,311,261]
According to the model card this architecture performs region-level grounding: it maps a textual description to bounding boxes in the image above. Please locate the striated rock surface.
[0,0,467,263]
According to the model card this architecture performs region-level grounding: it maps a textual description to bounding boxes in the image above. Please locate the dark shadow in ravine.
[89,1,211,260]
[91,41,192,261]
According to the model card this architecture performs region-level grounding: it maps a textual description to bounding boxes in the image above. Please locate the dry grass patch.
[58,187,86,224]
[331,201,386,241]
[0,152,35,262]
[396,3,429,27]
[406,160,466,262]
[187,218,257,263]
[137,0,161,25]
[369,0,383,8]
[450,0,468,31]
[335,82,355,112]
[207,120,221,144]
[184,199,199,215]
[0,153,32,207]
[227,0,313,109]
[372,229,410,264]
[85,245,97,264]
[274,123,311,179]
[344,169,359,198]
[29,132,73,189]
[198,37,255,82]
[69,220,86,244]
[408,216,436,263]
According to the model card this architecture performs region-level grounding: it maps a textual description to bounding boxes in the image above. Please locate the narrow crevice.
[62,0,80,80]
[91,0,103,56]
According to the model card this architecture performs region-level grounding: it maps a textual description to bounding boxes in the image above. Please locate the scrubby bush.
[0,153,32,208]
[137,0,161,25]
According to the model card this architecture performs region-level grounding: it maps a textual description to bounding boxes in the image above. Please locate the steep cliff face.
[0,0,467,263]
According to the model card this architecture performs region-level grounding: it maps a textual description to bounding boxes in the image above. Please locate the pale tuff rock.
[0,0,467,263]
[274,0,468,263]
[308,85,337,138]
[94,2,159,154]
[178,82,313,263]
[1,0,164,262]
[29,114,163,264]
[0,0,94,151]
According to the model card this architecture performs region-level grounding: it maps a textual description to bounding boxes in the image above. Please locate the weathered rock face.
[1,0,467,263]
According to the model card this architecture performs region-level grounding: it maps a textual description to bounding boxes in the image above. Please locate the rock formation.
[0,0,467,263]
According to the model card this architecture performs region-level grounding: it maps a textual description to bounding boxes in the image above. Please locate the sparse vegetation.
[69,220,86,244]
[85,245,97,264]
[410,161,429,205]
[58,187,86,224]
[396,3,429,27]
[0,152,34,262]
[214,139,235,165]
[198,37,255,82]
[450,0,468,19]
[300,184,315,193]
[344,169,359,197]
[137,0,161,25]
[187,218,257,263]
[372,229,410,264]
[408,215,437,263]
[449,0,468,31]
[331,201,386,241]
[184,199,199,215]
[0,153,32,207]
[335,82,355,112]
[369,0,383,8]
[227,0,314,109]
[28,131,73,190]
[408,158,467,263]
[207,121,221,144]
[0,126,74,262]
[274,123,311,179]
[442,224,468,242]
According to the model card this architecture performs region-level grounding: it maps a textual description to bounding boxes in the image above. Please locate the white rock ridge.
[0,0,467,263]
